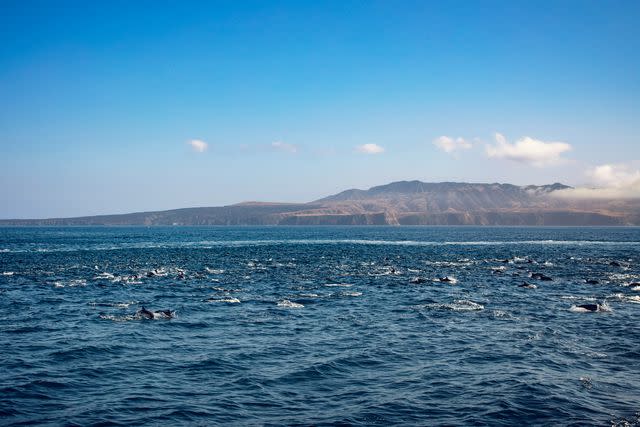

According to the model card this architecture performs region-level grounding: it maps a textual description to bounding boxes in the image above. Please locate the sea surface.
[1,226,640,426]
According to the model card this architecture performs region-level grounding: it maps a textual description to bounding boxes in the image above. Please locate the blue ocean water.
[1,226,640,426]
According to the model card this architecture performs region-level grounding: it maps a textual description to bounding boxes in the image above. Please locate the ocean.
[1,226,639,426]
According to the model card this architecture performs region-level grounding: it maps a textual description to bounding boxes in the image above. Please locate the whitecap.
[325,283,352,287]
[277,299,304,308]
[421,300,484,312]
[2,272,14,276]
[561,296,597,301]
[341,291,362,297]
[67,279,87,287]
[452,300,483,310]
[206,297,240,303]
[89,301,136,308]
[205,267,225,274]
[626,295,640,304]
[99,314,136,322]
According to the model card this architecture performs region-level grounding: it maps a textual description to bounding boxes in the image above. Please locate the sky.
[1,0,639,218]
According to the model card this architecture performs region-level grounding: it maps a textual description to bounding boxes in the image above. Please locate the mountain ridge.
[2,180,639,226]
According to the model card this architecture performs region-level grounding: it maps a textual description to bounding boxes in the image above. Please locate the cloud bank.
[554,163,640,199]
[355,143,385,154]
[433,136,472,154]
[486,133,571,167]
[188,139,208,153]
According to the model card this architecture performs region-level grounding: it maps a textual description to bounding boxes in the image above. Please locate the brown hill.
[2,181,639,225]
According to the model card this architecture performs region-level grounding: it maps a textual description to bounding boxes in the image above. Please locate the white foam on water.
[561,296,597,301]
[206,297,240,303]
[2,271,14,276]
[99,314,136,322]
[421,300,484,312]
[631,286,640,292]
[205,267,225,274]
[8,238,640,253]
[277,299,304,308]
[424,260,473,267]
[325,283,352,287]
[626,295,640,304]
[342,291,362,297]
[610,273,638,281]
[90,301,136,308]
[67,279,87,287]
[452,300,483,310]
[600,301,612,312]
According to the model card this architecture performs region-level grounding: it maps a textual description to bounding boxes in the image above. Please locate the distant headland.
[2,181,640,226]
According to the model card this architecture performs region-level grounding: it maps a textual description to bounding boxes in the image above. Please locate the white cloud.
[271,141,298,153]
[486,133,572,167]
[355,143,385,154]
[188,139,208,153]
[554,163,640,199]
[589,164,640,188]
[433,136,472,154]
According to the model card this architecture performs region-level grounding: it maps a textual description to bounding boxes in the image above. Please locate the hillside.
[2,181,639,226]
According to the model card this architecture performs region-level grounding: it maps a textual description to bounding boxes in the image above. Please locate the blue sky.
[1,0,639,218]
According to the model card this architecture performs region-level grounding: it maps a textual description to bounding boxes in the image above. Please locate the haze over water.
[2,226,640,425]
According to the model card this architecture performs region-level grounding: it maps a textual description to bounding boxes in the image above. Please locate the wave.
[89,301,136,308]
[341,291,362,297]
[419,300,484,312]
[4,238,640,253]
[205,297,240,303]
[277,299,304,309]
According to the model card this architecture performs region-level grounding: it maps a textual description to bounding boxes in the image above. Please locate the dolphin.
[518,282,537,289]
[576,304,600,312]
[530,272,552,281]
[136,307,175,319]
